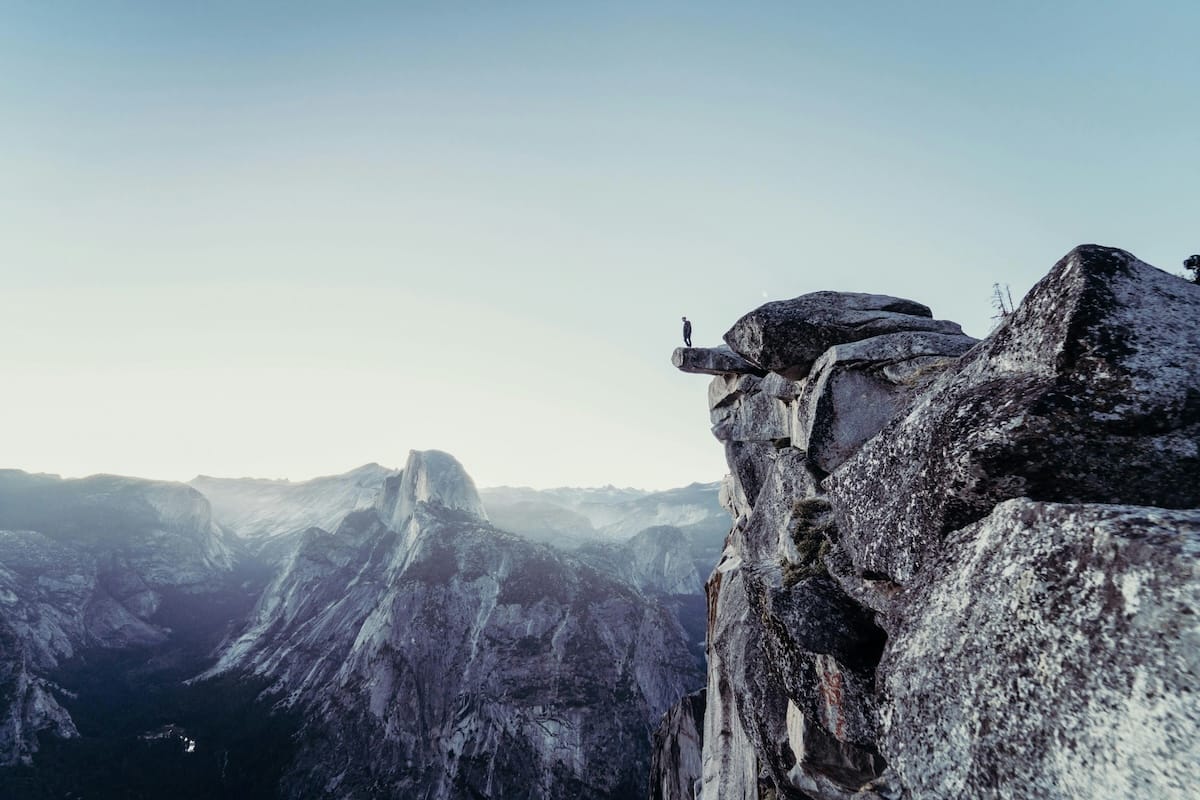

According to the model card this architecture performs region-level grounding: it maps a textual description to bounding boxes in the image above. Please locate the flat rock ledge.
[672,345,766,376]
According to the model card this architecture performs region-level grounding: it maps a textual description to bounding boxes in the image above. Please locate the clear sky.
[2,1,1197,489]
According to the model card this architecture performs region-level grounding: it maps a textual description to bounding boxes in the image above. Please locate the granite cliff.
[664,245,1200,800]
[206,450,703,799]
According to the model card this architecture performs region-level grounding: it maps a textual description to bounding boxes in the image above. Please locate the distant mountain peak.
[377,450,488,530]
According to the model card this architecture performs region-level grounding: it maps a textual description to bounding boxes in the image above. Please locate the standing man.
[682,316,692,347]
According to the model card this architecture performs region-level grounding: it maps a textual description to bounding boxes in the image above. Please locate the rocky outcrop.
[0,614,77,766]
[0,473,237,764]
[672,245,1200,799]
[209,450,702,799]
[723,292,965,379]
[793,331,977,474]
[673,346,766,377]
[826,245,1200,583]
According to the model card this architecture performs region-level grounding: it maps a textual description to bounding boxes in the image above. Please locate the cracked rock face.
[826,245,1200,584]
[792,331,978,475]
[671,244,1200,800]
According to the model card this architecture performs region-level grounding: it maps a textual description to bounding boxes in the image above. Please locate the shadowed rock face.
[669,244,1200,800]
[209,450,702,800]
[723,291,965,380]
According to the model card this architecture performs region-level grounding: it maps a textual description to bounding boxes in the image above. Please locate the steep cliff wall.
[666,245,1200,800]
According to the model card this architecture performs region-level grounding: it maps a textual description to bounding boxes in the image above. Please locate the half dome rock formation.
[667,245,1200,800]
[206,450,702,799]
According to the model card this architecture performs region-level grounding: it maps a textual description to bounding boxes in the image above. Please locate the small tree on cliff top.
[1184,255,1200,284]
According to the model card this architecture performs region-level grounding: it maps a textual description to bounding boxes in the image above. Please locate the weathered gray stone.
[793,332,978,474]
[737,452,883,750]
[710,375,791,445]
[723,292,964,380]
[673,346,766,376]
[827,245,1200,583]
[722,441,779,515]
[651,689,707,800]
[377,449,488,530]
[881,499,1200,800]
[675,243,1200,800]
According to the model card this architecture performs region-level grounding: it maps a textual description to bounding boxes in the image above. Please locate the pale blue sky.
[2,1,1197,487]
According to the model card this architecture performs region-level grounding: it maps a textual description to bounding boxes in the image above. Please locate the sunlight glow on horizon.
[3,1,1197,488]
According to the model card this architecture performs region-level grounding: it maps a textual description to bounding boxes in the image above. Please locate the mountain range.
[0,455,718,798]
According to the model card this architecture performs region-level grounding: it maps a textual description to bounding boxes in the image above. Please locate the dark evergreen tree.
[1184,254,1200,284]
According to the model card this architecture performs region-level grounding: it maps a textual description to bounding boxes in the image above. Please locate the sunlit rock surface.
[882,499,1200,799]
[671,245,1200,799]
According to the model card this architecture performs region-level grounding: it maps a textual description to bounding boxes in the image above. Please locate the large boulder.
[723,292,964,380]
[827,245,1200,583]
[881,499,1200,800]
[793,331,978,474]
[709,374,792,446]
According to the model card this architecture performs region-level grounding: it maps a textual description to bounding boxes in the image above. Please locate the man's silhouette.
[682,316,692,347]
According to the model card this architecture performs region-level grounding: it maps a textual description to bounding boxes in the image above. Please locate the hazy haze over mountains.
[0,451,715,797]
